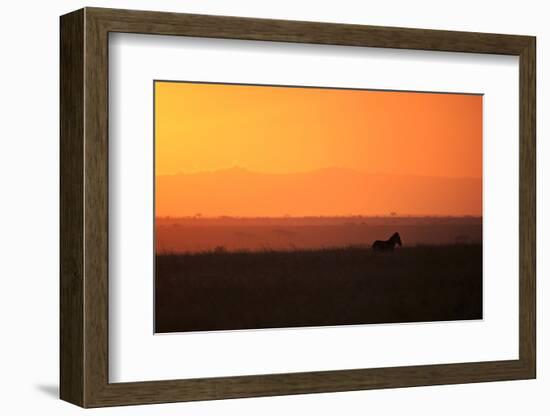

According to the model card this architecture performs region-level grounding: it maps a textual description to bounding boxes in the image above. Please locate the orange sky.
[155,81,482,217]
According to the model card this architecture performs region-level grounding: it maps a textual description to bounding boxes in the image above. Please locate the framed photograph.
[60,7,536,408]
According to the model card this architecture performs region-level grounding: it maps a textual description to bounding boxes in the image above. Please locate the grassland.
[156,215,482,253]
[155,244,482,333]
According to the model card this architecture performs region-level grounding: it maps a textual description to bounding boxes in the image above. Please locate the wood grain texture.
[59,8,84,407]
[83,10,110,406]
[59,7,537,408]
[93,360,531,407]
[518,38,536,375]
[89,7,532,54]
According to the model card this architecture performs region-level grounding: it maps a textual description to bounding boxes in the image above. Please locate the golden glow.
[155,81,482,217]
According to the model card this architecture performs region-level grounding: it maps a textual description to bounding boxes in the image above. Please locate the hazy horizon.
[156,167,482,218]
[155,215,482,254]
[154,82,483,332]
[155,82,482,218]
[156,214,483,219]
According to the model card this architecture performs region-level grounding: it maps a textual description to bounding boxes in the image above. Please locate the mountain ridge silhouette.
[156,167,482,217]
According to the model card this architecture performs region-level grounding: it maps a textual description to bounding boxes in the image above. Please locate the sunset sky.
[155,81,482,217]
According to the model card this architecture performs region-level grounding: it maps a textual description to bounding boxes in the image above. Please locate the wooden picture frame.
[60,7,536,408]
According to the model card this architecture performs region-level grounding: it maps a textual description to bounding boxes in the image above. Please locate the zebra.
[372,232,402,252]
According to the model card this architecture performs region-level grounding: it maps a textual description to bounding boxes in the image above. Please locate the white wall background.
[0,0,546,414]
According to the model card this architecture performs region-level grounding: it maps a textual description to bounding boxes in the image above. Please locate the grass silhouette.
[155,244,482,333]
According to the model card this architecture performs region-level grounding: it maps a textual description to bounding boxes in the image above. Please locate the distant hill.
[156,167,482,217]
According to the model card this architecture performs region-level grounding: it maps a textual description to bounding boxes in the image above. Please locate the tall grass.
[155,244,482,333]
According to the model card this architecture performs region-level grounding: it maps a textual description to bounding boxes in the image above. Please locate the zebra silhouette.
[372,232,402,252]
